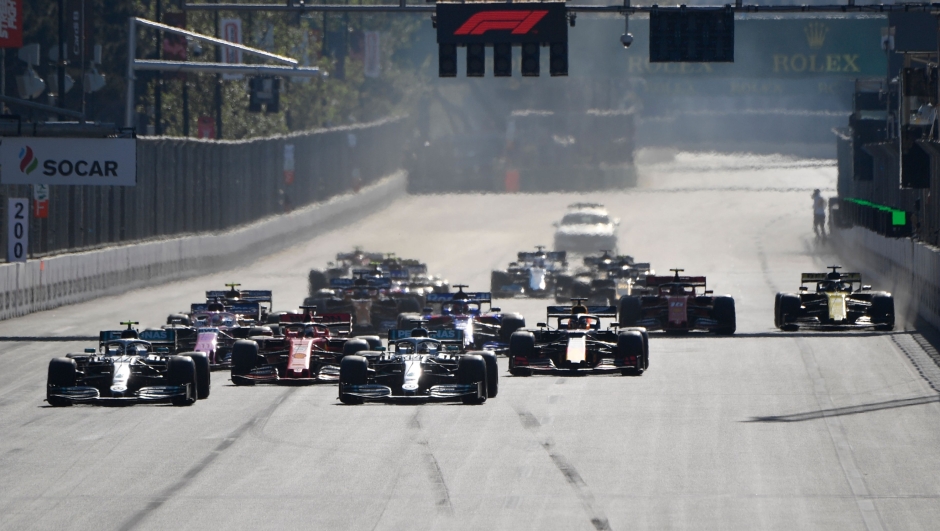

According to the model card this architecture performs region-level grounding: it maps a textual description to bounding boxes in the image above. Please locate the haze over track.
[1,153,938,531]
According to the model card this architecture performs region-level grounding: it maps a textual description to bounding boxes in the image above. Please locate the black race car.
[508,301,649,376]
[490,247,568,298]
[338,328,497,405]
[46,322,210,406]
[775,266,895,331]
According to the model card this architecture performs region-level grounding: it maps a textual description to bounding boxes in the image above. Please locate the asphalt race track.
[2,152,939,530]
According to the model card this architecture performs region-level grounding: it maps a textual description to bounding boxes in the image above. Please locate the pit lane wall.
[0,172,406,321]
[832,226,940,330]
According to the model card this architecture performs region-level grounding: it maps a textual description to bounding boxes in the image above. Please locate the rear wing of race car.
[426,292,492,304]
[205,290,273,304]
[387,328,465,342]
[336,251,384,262]
[546,305,618,318]
[387,269,410,280]
[517,251,567,263]
[191,302,262,318]
[99,328,178,348]
[329,277,392,289]
[314,313,353,335]
[801,272,862,284]
[645,275,707,287]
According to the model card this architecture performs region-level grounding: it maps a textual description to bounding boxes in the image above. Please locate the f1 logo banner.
[437,2,567,45]
[0,137,137,186]
[7,198,27,262]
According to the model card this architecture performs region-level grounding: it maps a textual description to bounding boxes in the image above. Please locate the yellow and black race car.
[775,266,894,331]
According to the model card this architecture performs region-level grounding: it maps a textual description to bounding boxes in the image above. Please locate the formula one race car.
[46,322,210,407]
[618,269,736,334]
[308,250,449,298]
[508,301,649,376]
[775,266,895,331]
[306,270,424,335]
[554,250,653,304]
[490,247,567,298]
[338,328,497,404]
[397,285,526,351]
[230,312,360,385]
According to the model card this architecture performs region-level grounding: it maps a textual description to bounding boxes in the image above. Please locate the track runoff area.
[2,153,939,530]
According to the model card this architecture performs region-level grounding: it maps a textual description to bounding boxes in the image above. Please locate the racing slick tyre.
[343,338,371,358]
[618,296,642,327]
[339,355,368,405]
[166,313,191,326]
[231,340,259,385]
[267,324,281,337]
[871,293,895,330]
[509,331,535,376]
[475,351,499,398]
[617,331,645,376]
[499,313,526,343]
[395,297,422,314]
[167,356,198,406]
[458,355,488,404]
[490,271,512,298]
[308,269,328,296]
[47,357,77,407]
[180,352,211,399]
[622,327,650,370]
[712,296,736,335]
[397,313,422,331]
[356,335,382,350]
[773,293,783,329]
[778,294,801,330]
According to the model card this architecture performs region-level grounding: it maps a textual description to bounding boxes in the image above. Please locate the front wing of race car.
[230,363,340,386]
[46,384,194,405]
[512,356,636,375]
[338,381,485,403]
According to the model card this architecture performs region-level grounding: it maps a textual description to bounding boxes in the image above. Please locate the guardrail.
[0,172,406,321]
[0,116,406,261]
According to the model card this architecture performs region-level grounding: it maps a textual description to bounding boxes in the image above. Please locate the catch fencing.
[0,116,407,262]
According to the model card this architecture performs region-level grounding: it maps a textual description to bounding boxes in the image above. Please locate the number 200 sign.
[8,198,27,262]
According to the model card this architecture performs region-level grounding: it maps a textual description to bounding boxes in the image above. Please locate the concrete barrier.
[0,172,407,321]
[832,226,940,330]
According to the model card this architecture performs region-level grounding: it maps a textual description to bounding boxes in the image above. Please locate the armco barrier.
[832,226,940,330]
[0,172,406,321]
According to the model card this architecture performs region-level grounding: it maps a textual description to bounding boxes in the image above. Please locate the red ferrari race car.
[617,269,736,334]
[230,311,369,385]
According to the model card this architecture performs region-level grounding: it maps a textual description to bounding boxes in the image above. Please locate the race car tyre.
[871,293,895,330]
[167,356,197,406]
[779,294,801,330]
[356,335,382,350]
[458,355,487,404]
[475,351,499,398]
[308,269,328,296]
[397,312,422,331]
[622,327,650,370]
[47,357,77,407]
[339,355,368,405]
[267,324,281,337]
[231,340,259,384]
[166,313,191,326]
[180,352,211,399]
[499,313,526,343]
[773,293,783,328]
[619,296,642,327]
[396,297,422,314]
[509,331,535,376]
[343,338,371,357]
[617,331,645,376]
[490,271,512,298]
[712,296,736,335]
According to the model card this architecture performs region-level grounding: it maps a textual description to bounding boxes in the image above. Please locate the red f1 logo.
[454,10,548,36]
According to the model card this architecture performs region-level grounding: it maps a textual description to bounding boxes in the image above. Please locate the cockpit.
[661,283,696,296]
[192,312,238,328]
[818,281,852,293]
[442,301,480,315]
[562,315,600,330]
[102,341,152,357]
[393,340,439,355]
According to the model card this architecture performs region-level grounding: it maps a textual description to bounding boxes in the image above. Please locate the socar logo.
[19,146,38,175]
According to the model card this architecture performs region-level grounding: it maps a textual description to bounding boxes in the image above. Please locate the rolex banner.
[0,138,137,186]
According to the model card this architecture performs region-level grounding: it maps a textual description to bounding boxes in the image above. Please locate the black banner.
[436,2,567,45]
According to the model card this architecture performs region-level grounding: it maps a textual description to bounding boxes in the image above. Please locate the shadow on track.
[652,331,908,339]
[0,336,97,342]
[744,395,940,423]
